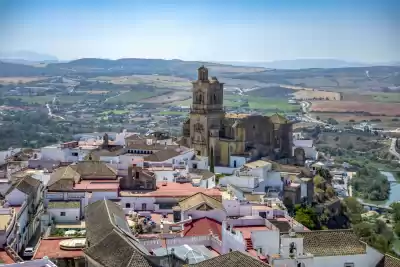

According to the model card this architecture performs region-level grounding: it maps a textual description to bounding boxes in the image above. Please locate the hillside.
[0,58,265,78]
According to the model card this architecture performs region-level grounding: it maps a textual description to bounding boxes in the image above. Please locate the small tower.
[197,65,209,81]
[102,133,109,148]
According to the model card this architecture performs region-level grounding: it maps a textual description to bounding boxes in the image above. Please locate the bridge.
[360,202,392,213]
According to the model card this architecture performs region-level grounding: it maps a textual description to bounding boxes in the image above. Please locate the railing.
[210,235,222,253]
[140,234,223,252]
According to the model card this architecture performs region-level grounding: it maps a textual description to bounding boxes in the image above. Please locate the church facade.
[181,66,293,166]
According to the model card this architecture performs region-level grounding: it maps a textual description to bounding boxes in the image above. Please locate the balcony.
[190,105,226,114]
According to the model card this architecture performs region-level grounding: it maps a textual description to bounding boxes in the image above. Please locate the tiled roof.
[145,149,182,162]
[71,161,118,177]
[184,218,222,239]
[179,192,224,212]
[187,251,271,267]
[85,230,152,267]
[14,175,41,195]
[376,254,400,267]
[85,199,126,245]
[189,168,215,180]
[298,229,366,257]
[84,199,155,267]
[47,166,81,190]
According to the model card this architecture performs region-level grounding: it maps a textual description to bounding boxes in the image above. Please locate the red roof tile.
[0,250,15,264]
[73,180,119,191]
[120,182,221,198]
[33,238,84,259]
[183,218,222,239]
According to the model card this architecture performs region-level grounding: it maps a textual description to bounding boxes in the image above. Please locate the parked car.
[23,247,35,257]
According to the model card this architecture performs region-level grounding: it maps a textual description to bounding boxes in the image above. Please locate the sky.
[0,0,399,63]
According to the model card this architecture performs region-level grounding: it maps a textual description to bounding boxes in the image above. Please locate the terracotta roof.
[298,229,366,257]
[33,238,83,259]
[376,254,400,267]
[183,218,222,239]
[145,149,182,162]
[179,192,224,212]
[187,251,271,267]
[0,250,15,264]
[225,113,249,119]
[119,182,221,198]
[47,166,81,190]
[71,161,118,177]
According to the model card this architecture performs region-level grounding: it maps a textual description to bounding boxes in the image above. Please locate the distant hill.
[0,50,58,63]
[219,59,399,69]
[0,57,262,78]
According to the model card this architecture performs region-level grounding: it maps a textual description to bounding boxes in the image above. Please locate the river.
[361,172,400,207]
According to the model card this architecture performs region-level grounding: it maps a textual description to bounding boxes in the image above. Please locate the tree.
[391,203,400,222]
[326,186,336,199]
[394,222,400,237]
[209,148,215,173]
[327,118,339,125]
[353,222,373,238]
[295,207,318,230]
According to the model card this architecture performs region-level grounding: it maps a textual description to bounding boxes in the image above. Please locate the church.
[181,66,293,167]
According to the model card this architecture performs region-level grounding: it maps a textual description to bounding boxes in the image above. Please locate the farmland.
[310,101,400,116]
[292,89,341,101]
[91,75,191,90]
[0,76,47,84]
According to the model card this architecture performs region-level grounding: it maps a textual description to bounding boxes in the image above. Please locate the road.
[389,138,400,160]
[300,101,327,125]
[46,103,65,120]
[104,91,129,103]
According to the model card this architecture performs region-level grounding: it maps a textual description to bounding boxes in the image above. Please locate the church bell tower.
[189,66,225,157]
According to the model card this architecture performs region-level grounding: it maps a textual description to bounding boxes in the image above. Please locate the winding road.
[390,138,400,161]
[46,103,65,120]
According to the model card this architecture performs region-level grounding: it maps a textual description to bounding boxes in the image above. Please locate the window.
[344,264,354,267]
[192,163,198,169]
[125,203,131,208]
[71,152,78,157]
[60,212,66,216]
[142,203,147,210]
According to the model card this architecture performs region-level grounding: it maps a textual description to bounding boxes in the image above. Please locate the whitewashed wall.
[48,207,80,223]
[5,189,26,206]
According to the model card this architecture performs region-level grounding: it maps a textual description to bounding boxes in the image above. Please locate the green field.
[372,92,400,103]
[225,95,300,113]
[92,75,191,90]
[106,90,169,104]
[5,95,85,104]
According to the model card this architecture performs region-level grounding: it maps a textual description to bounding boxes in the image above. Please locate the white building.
[293,139,318,160]
[3,176,43,253]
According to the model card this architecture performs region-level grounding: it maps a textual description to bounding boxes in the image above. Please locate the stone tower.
[189,66,224,157]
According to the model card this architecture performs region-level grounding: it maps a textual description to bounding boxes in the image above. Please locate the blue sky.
[0,0,399,62]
